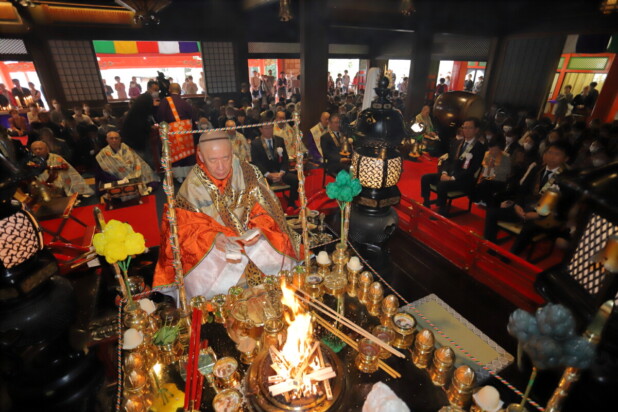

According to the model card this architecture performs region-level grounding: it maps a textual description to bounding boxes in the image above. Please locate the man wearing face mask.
[484,141,570,256]
[502,121,519,156]
[122,80,161,167]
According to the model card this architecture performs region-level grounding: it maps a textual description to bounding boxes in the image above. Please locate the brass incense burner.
[244,343,345,411]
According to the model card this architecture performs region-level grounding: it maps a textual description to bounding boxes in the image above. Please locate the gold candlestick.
[159,122,189,317]
[292,111,311,271]
[412,329,435,369]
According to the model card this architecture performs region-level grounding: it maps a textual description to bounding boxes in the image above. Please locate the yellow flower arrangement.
[93,219,146,307]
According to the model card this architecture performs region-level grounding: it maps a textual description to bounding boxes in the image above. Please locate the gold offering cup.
[212,294,228,323]
[380,294,399,326]
[429,346,455,387]
[213,388,243,412]
[412,329,435,369]
[357,271,374,304]
[262,318,287,350]
[391,312,417,349]
[213,357,241,391]
[346,266,361,298]
[304,272,325,300]
[263,275,279,292]
[124,304,149,331]
[366,281,384,316]
[124,367,150,393]
[372,325,396,360]
[190,295,209,325]
[355,338,381,373]
[447,365,476,409]
[292,268,305,290]
[331,243,349,266]
[123,392,151,412]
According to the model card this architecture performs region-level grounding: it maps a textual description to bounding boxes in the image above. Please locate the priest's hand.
[215,233,230,252]
[240,232,261,247]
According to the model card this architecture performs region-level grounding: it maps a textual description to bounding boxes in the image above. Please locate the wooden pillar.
[234,32,250,93]
[482,36,506,106]
[404,22,433,121]
[300,0,328,137]
[590,56,618,122]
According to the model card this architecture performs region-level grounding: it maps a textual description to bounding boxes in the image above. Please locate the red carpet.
[39,195,160,248]
[398,156,564,270]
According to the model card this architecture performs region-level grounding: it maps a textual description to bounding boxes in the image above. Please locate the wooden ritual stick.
[293,341,320,381]
[293,288,405,359]
[314,314,401,379]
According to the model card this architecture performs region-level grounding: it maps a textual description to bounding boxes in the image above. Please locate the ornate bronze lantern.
[347,77,407,272]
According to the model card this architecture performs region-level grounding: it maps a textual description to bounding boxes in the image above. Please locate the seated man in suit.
[484,141,570,256]
[250,112,299,209]
[421,117,486,216]
[320,113,350,176]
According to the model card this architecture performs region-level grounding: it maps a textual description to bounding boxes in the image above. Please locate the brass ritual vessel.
[447,365,476,409]
[380,294,399,326]
[391,312,417,349]
[304,272,325,300]
[412,329,435,369]
[372,325,396,360]
[244,343,345,412]
[366,282,384,317]
[346,265,362,298]
[213,356,242,391]
[357,271,374,304]
[429,346,455,387]
[355,338,381,373]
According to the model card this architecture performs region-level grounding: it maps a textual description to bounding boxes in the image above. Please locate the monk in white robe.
[154,130,301,300]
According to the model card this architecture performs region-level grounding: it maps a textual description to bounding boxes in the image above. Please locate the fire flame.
[279,280,315,378]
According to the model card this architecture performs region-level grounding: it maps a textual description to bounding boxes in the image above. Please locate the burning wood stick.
[313,314,401,379]
[316,345,333,400]
[293,287,405,359]
[292,341,319,381]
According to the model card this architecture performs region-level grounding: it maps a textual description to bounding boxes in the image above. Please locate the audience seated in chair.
[95,131,159,196]
[224,119,251,163]
[473,136,511,207]
[421,117,486,216]
[250,111,298,209]
[483,141,570,256]
[30,140,94,198]
[320,112,350,177]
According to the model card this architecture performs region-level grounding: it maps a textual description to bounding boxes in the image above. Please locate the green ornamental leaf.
[326,181,340,200]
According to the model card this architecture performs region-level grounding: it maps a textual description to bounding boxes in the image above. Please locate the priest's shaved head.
[169,83,181,94]
[31,140,49,157]
[197,130,233,180]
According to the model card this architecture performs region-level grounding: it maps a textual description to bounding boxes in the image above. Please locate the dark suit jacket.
[320,130,345,176]
[121,92,155,150]
[250,136,290,175]
[442,138,486,183]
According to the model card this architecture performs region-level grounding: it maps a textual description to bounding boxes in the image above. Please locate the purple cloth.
[179,41,199,53]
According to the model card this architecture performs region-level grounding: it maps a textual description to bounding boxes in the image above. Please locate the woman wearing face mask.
[508,134,540,188]
[538,130,563,157]
[473,136,511,207]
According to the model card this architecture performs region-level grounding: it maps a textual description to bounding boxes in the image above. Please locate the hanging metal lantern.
[279,0,293,22]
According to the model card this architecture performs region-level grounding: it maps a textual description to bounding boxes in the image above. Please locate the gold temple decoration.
[545,300,614,412]
[159,122,189,316]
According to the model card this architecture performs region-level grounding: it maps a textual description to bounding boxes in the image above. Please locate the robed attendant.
[154,130,302,300]
[95,131,159,195]
[30,140,94,197]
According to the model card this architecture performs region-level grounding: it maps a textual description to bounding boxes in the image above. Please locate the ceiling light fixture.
[279,0,292,22]
[400,0,415,16]
[115,0,171,25]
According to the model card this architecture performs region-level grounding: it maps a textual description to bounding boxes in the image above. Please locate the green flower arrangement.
[93,219,146,309]
[326,170,362,246]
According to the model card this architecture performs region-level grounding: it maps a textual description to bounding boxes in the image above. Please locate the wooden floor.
[383,229,610,411]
